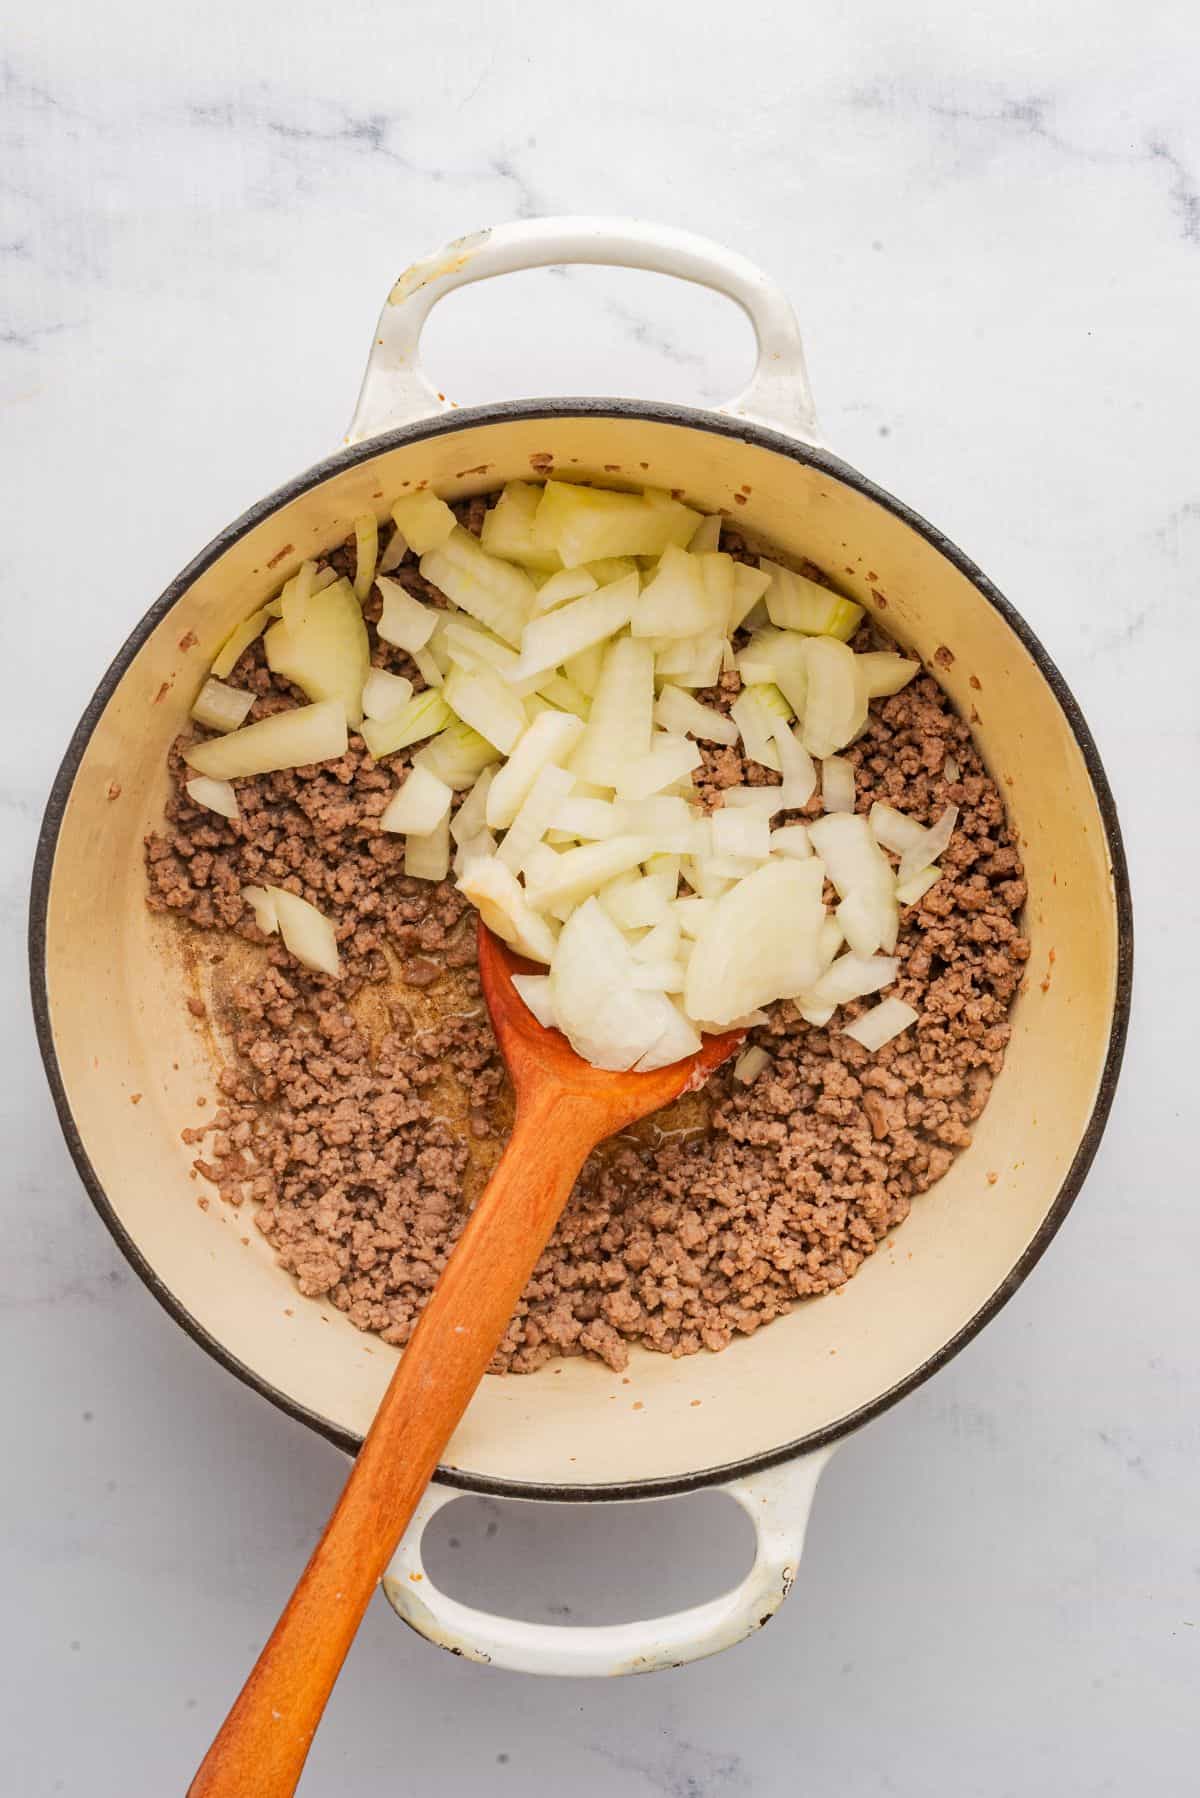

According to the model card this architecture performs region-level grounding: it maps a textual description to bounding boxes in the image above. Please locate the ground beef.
[146,503,1028,1373]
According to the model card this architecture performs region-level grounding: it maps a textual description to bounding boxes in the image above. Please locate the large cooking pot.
[30,218,1131,1676]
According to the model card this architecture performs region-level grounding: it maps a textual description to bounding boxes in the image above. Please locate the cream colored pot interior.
[42,413,1122,1491]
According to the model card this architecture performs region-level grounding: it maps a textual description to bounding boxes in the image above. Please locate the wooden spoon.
[189,921,744,1796]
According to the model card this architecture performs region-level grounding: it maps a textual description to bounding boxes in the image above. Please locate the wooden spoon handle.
[188,1079,601,1797]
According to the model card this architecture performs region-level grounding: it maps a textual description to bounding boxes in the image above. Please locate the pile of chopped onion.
[184,479,961,1058]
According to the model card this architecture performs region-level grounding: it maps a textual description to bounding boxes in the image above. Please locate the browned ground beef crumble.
[146,503,1029,1373]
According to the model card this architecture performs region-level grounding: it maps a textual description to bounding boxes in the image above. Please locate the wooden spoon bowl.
[189,921,744,1796]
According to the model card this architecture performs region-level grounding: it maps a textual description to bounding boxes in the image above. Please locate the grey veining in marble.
[3,1,1197,1792]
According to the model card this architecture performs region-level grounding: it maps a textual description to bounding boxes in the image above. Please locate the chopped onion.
[410,645,444,689]
[711,809,771,860]
[360,689,454,760]
[770,717,818,809]
[480,480,562,572]
[413,719,500,790]
[241,885,278,934]
[613,735,702,801]
[763,561,864,640]
[730,689,783,774]
[270,887,340,977]
[353,512,379,600]
[185,776,239,819]
[729,563,772,631]
[405,811,451,882]
[857,651,919,698]
[804,952,899,1007]
[722,785,784,814]
[688,514,722,554]
[673,895,715,937]
[629,958,687,993]
[869,801,928,855]
[897,804,959,885]
[621,795,697,853]
[569,637,654,785]
[420,528,536,647]
[391,490,457,556]
[362,667,414,723]
[630,546,724,639]
[377,526,408,575]
[531,566,598,615]
[808,812,893,901]
[895,864,943,907]
[821,755,856,814]
[485,710,584,828]
[842,996,919,1051]
[536,481,700,564]
[798,636,860,758]
[185,699,347,780]
[450,767,496,845]
[497,763,575,874]
[600,871,677,929]
[629,913,682,964]
[265,578,370,726]
[379,765,453,836]
[550,796,625,840]
[734,1045,771,1084]
[191,678,255,734]
[836,885,896,958]
[507,573,638,683]
[653,683,739,745]
[210,607,272,681]
[453,826,497,881]
[512,973,557,1029]
[376,578,438,655]
[458,855,558,964]
[444,664,527,755]
[770,823,813,859]
[684,858,826,1025]
[525,835,655,914]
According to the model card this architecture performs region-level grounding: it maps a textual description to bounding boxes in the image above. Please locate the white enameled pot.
[31,218,1131,1677]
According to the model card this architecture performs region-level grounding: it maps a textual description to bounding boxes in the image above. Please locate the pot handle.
[380,1447,833,1677]
[345,217,819,447]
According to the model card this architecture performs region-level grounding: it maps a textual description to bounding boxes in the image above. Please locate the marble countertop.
[4,1,1197,1792]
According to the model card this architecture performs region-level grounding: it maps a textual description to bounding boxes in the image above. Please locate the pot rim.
[28,397,1133,1502]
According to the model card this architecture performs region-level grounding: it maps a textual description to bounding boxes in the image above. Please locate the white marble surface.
[4,1,1198,1791]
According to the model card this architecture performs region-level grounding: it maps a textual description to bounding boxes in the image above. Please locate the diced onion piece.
[629,959,687,993]
[869,801,928,855]
[817,915,845,970]
[653,684,739,745]
[729,563,772,631]
[620,795,698,854]
[362,668,414,722]
[484,710,583,827]
[523,844,575,922]
[191,678,255,734]
[895,864,943,907]
[807,813,893,900]
[563,641,605,697]
[524,835,655,913]
[730,689,782,774]
[379,765,453,836]
[680,855,735,900]
[210,607,272,680]
[614,735,703,801]
[512,973,557,1029]
[360,689,454,760]
[497,764,575,874]
[508,574,638,683]
[279,561,318,630]
[857,651,920,698]
[185,776,239,819]
[842,996,919,1051]
[683,858,826,1025]
[185,699,347,779]
[652,634,725,688]
[311,565,340,595]
[391,490,457,556]
[551,796,625,840]
[734,1045,771,1085]
[798,636,861,758]
[450,766,496,845]
[836,885,897,958]
[700,853,760,881]
[536,481,700,564]
[632,546,725,639]
[453,827,497,880]
[600,872,676,929]
[635,999,704,1072]
[420,528,536,646]
[264,578,370,726]
[405,812,451,882]
[898,805,959,885]
[770,717,818,809]
[413,719,500,790]
[410,645,444,688]
[534,674,589,720]
[629,913,682,964]
[241,885,278,934]
[353,512,379,600]
[763,561,864,640]
[377,526,408,574]
[673,895,716,937]
[688,514,722,554]
[821,755,856,814]
[803,952,899,1007]
[569,637,655,785]
[376,577,438,655]
[440,614,529,681]
[770,823,813,859]
[480,480,561,572]
[458,855,558,964]
[721,786,782,814]
[444,665,526,754]
[585,556,639,588]
[710,809,771,860]
[548,898,695,1071]
[269,887,340,977]
[797,1000,836,1028]
[531,566,598,615]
